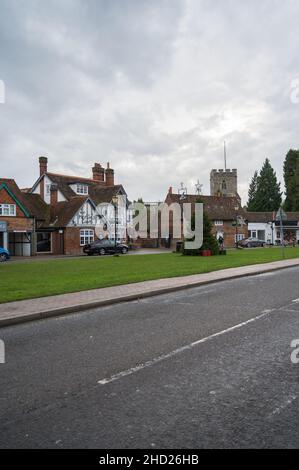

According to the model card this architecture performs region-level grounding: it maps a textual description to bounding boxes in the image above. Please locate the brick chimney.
[105,162,114,186]
[50,183,58,206]
[39,156,48,200]
[168,186,173,194]
[39,156,48,176]
[92,163,105,182]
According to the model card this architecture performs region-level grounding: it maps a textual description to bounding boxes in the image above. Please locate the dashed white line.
[97,309,274,386]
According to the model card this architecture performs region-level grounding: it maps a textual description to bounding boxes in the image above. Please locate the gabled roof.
[41,196,98,228]
[166,193,246,220]
[31,172,125,203]
[89,184,126,205]
[0,178,48,220]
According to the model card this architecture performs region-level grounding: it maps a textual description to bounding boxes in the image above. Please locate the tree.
[183,199,219,255]
[284,149,299,211]
[247,171,259,211]
[248,159,282,212]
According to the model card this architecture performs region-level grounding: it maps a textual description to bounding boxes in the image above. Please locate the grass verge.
[0,247,299,303]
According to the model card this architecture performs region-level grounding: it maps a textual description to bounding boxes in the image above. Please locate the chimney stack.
[39,156,48,176]
[50,183,58,206]
[105,162,114,186]
[92,163,105,182]
[168,186,173,194]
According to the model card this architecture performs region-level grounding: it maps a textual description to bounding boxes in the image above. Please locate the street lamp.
[276,207,287,259]
[268,220,274,245]
[112,195,118,248]
[234,205,239,249]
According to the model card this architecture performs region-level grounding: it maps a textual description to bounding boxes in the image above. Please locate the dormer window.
[76,184,88,195]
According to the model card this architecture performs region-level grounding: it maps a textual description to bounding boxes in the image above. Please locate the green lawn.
[0,247,299,304]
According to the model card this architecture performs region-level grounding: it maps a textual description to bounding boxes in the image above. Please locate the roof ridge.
[47,172,100,183]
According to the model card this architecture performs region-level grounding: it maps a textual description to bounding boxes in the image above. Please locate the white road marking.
[292,299,299,303]
[97,309,274,386]
[269,395,297,417]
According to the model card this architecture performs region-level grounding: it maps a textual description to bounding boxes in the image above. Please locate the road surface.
[1,266,299,448]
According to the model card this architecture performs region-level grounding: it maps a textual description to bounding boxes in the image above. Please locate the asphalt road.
[1,266,299,449]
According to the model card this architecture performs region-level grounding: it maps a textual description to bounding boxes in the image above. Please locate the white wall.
[248,222,273,243]
[33,175,66,203]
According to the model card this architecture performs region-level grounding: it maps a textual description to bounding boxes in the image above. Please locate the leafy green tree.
[247,171,259,211]
[249,158,282,212]
[284,149,299,211]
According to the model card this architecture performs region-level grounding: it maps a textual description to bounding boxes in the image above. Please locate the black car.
[83,239,129,256]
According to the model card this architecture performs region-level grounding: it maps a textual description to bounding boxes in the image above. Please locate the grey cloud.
[1,0,299,203]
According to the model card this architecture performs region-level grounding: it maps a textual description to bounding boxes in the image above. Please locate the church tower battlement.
[210,168,238,197]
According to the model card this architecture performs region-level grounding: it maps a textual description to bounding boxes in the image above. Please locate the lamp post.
[276,207,286,259]
[234,206,239,249]
[112,195,118,248]
[268,220,274,245]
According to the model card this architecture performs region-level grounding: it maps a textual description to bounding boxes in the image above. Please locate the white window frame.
[249,230,257,238]
[235,233,245,242]
[80,229,94,246]
[76,184,88,195]
[214,220,223,226]
[0,203,16,216]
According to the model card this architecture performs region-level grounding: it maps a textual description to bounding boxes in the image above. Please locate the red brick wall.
[212,222,248,248]
[0,187,33,231]
[0,187,26,218]
[64,227,84,255]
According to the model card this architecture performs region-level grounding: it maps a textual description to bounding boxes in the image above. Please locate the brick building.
[0,157,130,257]
[29,157,129,255]
[0,179,46,255]
[164,188,248,249]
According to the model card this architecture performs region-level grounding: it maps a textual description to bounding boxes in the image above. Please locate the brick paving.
[1,258,299,327]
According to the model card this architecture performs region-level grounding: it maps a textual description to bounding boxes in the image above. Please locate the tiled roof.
[0,178,47,220]
[246,211,299,223]
[43,173,125,204]
[89,184,126,205]
[166,193,246,220]
[246,212,275,223]
[46,196,89,228]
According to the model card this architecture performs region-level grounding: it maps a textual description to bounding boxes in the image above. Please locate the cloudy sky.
[1,0,299,202]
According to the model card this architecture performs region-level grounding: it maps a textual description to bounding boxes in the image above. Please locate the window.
[80,229,94,246]
[235,234,245,242]
[46,184,51,195]
[214,220,223,226]
[76,184,88,195]
[36,232,51,252]
[249,230,257,238]
[0,204,16,216]
[222,180,227,190]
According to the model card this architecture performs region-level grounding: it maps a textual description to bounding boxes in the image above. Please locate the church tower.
[210,168,238,197]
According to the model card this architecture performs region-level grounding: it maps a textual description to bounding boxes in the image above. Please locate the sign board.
[0,221,7,232]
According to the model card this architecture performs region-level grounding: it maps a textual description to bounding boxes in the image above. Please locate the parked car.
[238,237,265,248]
[83,239,129,256]
[0,247,10,262]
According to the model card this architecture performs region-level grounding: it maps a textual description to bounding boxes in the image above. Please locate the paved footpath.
[1,258,299,327]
